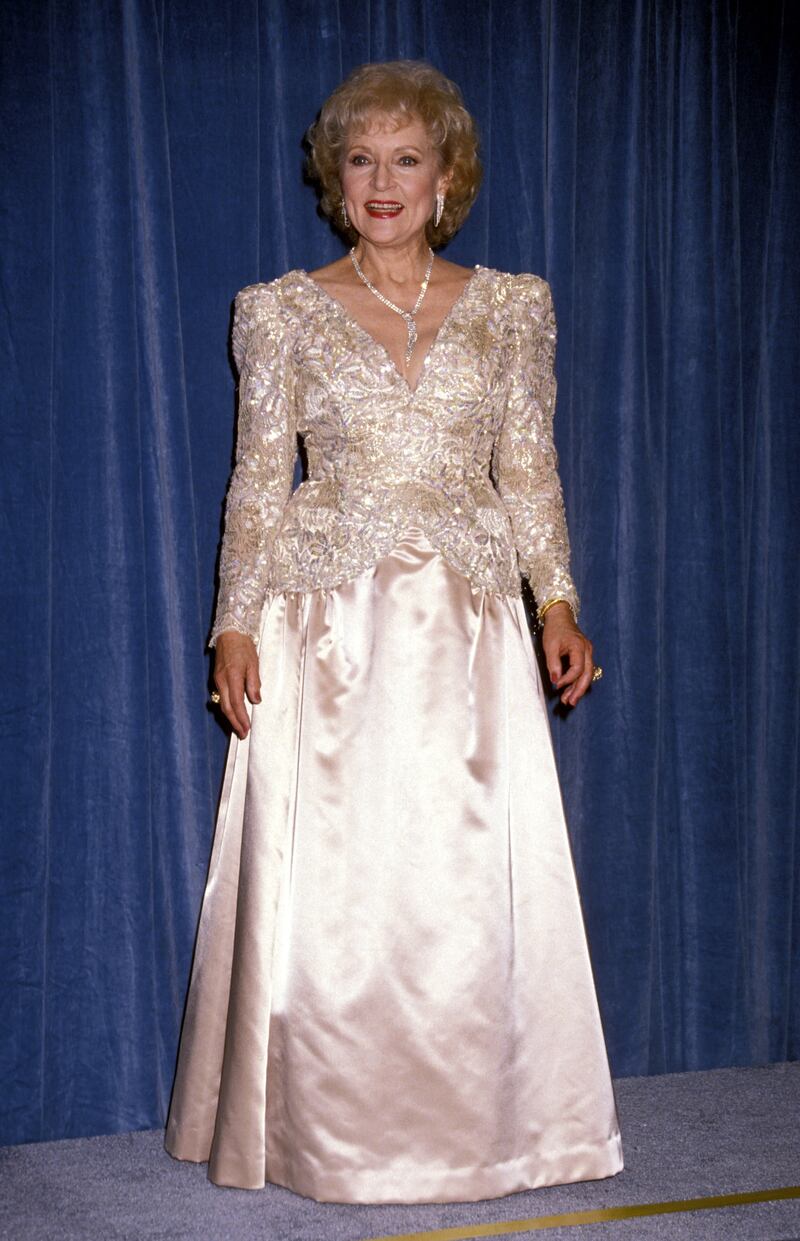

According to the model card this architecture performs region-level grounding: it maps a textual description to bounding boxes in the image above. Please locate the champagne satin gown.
[163,266,624,1203]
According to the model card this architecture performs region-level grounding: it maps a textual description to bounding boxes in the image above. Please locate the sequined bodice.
[210,265,579,646]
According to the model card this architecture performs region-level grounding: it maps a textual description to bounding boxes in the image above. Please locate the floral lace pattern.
[210,265,579,646]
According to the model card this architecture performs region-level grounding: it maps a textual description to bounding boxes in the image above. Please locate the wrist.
[214,627,257,649]
[536,596,576,628]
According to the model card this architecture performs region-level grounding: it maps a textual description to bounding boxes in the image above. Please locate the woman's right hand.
[213,631,262,738]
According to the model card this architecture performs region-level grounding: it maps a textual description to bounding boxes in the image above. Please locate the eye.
[398,155,418,165]
[349,154,370,165]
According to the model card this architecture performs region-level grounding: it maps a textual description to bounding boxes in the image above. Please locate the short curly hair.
[305,60,482,248]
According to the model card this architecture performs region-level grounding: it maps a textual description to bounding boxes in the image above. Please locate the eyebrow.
[347,142,427,154]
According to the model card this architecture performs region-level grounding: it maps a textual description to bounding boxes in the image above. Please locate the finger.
[562,639,596,704]
[563,659,594,706]
[543,634,570,686]
[244,656,262,706]
[218,672,251,739]
[550,639,585,690]
[560,661,586,703]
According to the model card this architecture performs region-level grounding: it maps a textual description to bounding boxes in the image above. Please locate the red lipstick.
[364,200,404,218]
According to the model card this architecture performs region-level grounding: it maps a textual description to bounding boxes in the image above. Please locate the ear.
[437,166,454,195]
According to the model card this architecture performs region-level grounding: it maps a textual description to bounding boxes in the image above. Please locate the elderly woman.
[164,60,623,1204]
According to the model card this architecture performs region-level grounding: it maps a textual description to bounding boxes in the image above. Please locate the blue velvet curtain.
[1,0,797,1146]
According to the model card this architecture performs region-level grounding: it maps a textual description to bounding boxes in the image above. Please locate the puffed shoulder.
[231,274,304,371]
[234,269,307,308]
[503,271,556,346]
[233,276,291,323]
[506,270,554,312]
[475,267,554,328]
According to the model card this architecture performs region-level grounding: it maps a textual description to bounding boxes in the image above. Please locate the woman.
[164,59,623,1204]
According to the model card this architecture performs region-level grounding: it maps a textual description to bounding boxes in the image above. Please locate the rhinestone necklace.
[349,246,435,364]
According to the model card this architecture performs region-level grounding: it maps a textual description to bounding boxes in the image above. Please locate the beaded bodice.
[210,265,579,646]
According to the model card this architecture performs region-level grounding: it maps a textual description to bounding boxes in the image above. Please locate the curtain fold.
[1,0,797,1145]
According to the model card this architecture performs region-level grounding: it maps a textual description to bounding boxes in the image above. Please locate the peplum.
[164,264,623,1202]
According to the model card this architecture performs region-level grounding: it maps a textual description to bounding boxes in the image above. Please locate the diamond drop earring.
[341,197,350,229]
[434,192,445,228]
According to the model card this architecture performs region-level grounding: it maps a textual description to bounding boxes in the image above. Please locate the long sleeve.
[491,274,580,618]
[209,284,297,647]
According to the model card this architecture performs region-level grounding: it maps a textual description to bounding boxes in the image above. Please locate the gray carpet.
[1,1063,799,1241]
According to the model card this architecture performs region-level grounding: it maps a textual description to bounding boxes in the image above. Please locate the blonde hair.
[305,60,482,248]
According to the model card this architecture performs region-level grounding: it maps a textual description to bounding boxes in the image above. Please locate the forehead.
[345,113,433,148]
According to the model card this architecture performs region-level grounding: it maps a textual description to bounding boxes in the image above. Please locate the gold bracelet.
[537,596,575,627]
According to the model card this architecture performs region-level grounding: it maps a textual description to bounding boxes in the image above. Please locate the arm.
[492,275,595,706]
[210,283,297,735]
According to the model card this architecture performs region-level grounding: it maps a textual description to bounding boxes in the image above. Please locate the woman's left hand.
[541,602,596,707]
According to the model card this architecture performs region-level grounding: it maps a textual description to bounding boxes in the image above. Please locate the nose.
[371,159,395,191]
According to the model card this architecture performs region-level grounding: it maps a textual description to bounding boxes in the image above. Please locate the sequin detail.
[210,266,579,646]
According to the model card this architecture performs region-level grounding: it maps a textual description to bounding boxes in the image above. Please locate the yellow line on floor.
[360,1185,800,1240]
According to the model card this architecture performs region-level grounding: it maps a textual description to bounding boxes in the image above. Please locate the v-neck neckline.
[298,264,483,397]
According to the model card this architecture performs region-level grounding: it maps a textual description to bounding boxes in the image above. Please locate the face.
[340,114,452,247]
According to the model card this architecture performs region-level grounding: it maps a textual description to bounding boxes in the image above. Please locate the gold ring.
[209,690,221,704]
[591,666,603,682]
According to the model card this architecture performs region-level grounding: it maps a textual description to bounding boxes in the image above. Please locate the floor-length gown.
[163,265,624,1203]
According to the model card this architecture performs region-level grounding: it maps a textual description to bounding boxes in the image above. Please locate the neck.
[351,237,433,291]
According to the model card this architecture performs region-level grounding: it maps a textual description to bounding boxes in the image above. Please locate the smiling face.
[340,114,452,249]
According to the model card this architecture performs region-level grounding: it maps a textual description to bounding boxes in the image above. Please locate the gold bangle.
[537,596,575,626]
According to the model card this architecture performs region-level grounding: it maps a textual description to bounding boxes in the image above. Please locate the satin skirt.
[164,528,623,1203]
